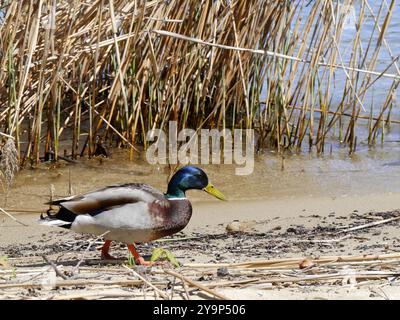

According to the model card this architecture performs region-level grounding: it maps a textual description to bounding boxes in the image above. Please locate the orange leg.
[127,244,154,266]
[101,240,117,260]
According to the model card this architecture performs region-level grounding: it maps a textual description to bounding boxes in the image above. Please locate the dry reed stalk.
[50,291,143,300]
[164,269,229,300]
[73,230,110,273]
[0,207,28,226]
[123,265,169,300]
[184,252,400,269]
[0,279,150,290]
[0,0,398,162]
[337,215,400,234]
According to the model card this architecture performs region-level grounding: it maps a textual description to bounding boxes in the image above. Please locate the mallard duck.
[39,166,225,265]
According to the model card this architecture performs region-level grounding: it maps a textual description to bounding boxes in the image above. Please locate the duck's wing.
[49,183,169,216]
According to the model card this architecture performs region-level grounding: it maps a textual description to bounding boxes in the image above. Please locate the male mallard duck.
[39,166,225,265]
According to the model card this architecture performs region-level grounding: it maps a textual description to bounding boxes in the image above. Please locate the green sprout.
[0,256,10,269]
[0,256,16,278]
[150,248,180,267]
[127,253,136,267]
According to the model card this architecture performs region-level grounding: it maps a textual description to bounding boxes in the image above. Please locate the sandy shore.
[1,156,400,299]
[1,191,400,299]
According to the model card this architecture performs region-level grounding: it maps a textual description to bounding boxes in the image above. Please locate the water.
[332,1,399,112]
[3,145,400,212]
[258,1,400,153]
[296,1,399,115]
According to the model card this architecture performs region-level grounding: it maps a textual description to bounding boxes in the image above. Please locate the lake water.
[296,1,400,116]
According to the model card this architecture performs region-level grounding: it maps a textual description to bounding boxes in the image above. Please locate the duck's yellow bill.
[203,183,226,201]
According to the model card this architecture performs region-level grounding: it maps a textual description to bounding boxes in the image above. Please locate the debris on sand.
[225,220,256,234]
[1,209,400,299]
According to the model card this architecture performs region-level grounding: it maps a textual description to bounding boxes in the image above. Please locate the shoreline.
[1,191,399,246]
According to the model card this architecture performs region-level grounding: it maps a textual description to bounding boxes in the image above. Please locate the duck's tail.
[38,207,73,229]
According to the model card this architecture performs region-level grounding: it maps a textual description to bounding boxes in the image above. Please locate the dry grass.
[0,0,398,164]
[1,252,400,300]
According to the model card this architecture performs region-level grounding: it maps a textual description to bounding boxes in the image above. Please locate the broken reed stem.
[152,29,400,80]
[0,132,15,140]
[123,265,169,300]
[73,231,110,273]
[184,252,400,269]
[337,216,400,234]
[41,255,68,280]
[281,105,400,125]
[0,207,28,226]
[164,269,229,300]
[0,279,151,290]
[232,272,400,284]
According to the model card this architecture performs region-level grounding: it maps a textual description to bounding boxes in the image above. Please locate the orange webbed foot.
[128,244,160,267]
[100,240,118,260]
[101,252,119,260]
[135,256,156,266]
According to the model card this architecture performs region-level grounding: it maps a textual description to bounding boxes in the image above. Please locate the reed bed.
[0,0,399,165]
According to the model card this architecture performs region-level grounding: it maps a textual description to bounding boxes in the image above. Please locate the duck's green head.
[166,166,226,200]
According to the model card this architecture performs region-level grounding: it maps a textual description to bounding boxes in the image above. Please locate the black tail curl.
[40,206,76,229]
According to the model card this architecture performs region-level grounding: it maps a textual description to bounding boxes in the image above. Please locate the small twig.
[2,208,44,214]
[146,17,184,23]
[58,155,77,164]
[73,231,110,274]
[164,270,229,300]
[370,287,391,300]
[68,169,73,196]
[50,290,144,300]
[0,207,28,226]
[92,109,138,151]
[41,255,68,280]
[181,279,191,300]
[156,236,203,243]
[206,278,261,288]
[49,184,55,203]
[123,265,169,300]
[338,216,400,234]
[297,235,352,243]
[0,132,15,139]
[0,279,154,290]
[169,276,176,300]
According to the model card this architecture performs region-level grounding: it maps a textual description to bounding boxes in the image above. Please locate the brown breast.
[148,198,192,240]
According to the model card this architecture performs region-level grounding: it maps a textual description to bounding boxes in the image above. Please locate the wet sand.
[1,192,399,246]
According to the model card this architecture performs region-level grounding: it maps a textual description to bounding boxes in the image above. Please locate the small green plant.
[127,252,136,267]
[0,256,10,269]
[151,248,180,268]
[0,255,16,278]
